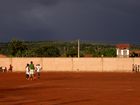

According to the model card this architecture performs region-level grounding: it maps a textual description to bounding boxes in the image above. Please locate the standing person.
[138,65,140,72]
[35,64,42,79]
[135,64,138,72]
[132,64,135,72]
[29,61,35,80]
[8,64,13,72]
[25,64,30,80]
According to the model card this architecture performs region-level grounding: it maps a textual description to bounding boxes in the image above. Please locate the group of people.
[0,64,13,72]
[25,61,42,80]
[132,64,140,72]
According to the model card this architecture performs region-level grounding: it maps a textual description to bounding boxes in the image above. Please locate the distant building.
[116,44,130,57]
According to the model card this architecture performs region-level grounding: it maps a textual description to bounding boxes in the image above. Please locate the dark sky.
[0,0,140,43]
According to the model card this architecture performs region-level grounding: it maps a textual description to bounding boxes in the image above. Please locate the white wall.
[0,57,138,72]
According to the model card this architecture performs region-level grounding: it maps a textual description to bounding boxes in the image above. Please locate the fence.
[0,57,140,72]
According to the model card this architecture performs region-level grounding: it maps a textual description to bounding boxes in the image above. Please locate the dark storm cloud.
[0,0,140,43]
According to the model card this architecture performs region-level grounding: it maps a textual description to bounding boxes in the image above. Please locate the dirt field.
[0,72,140,105]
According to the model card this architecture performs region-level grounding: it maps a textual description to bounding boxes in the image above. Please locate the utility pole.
[78,39,80,58]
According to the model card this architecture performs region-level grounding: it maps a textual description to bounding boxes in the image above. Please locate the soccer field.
[0,72,140,105]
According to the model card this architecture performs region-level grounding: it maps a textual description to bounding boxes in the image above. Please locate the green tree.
[35,46,60,57]
[8,39,27,57]
[66,47,77,57]
[102,48,116,57]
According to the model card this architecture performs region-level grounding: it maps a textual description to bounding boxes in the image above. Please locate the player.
[29,61,35,80]
[35,64,42,79]
[25,64,30,80]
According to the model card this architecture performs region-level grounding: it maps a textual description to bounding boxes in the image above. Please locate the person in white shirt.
[25,64,30,80]
[35,64,42,79]
[2,66,7,72]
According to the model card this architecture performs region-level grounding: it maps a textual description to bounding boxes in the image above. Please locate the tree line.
[0,39,139,57]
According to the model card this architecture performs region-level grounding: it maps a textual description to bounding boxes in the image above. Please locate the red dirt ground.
[0,72,140,105]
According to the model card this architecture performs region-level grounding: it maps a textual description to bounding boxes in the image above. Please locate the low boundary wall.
[0,57,139,72]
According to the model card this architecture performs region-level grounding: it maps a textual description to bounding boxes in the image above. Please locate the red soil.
[0,72,140,105]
